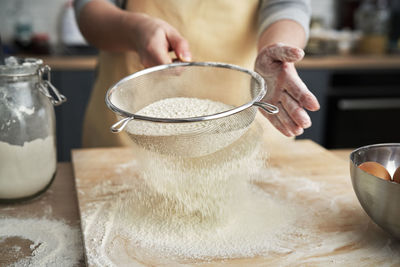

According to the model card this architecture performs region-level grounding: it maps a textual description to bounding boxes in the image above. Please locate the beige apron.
[82,0,289,148]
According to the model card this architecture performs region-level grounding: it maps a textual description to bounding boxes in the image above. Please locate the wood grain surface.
[72,140,400,266]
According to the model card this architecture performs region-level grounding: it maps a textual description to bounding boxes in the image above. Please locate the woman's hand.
[77,0,191,68]
[255,43,320,137]
[127,13,191,67]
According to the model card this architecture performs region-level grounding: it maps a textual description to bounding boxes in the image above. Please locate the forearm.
[76,0,190,67]
[258,19,307,51]
[77,0,139,52]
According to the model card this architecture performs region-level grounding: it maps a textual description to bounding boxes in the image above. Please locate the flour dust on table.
[81,157,400,266]
[0,217,82,266]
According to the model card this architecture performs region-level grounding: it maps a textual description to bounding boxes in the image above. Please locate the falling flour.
[80,97,300,265]
[0,136,56,199]
[0,217,82,266]
[124,97,249,157]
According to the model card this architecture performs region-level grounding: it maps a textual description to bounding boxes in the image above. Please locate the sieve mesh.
[106,62,275,157]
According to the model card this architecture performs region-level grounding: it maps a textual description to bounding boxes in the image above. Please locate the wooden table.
[0,149,352,266]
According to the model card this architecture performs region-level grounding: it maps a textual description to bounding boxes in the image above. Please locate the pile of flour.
[0,217,82,266]
[0,136,56,199]
[124,97,250,157]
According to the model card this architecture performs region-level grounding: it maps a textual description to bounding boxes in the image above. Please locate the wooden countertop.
[34,55,400,71]
[0,148,352,266]
[74,142,390,266]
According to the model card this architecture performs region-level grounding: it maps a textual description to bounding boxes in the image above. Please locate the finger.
[280,91,312,129]
[141,49,172,68]
[261,110,294,137]
[142,53,171,68]
[255,50,277,77]
[275,102,304,136]
[265,43,304,63]
[141,31,172,67]
[167,28,192,62]
[284,72,320,111]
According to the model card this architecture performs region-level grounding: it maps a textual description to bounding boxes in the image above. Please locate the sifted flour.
[124,97,250,157]
[0,136,56,199]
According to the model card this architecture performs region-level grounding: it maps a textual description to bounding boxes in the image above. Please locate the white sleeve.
[73,0,93,18]
[258,0,311,39]
[73,0,118,18]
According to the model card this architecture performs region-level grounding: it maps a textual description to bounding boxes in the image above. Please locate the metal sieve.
[105,62,278,157]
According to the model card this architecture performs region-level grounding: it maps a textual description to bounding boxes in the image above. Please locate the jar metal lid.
[0,57,43,77]
[0,56,67,106]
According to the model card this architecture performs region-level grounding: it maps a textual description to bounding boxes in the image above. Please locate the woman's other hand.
[255,43,320,137]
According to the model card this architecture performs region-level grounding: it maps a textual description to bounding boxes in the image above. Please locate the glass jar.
[0,57,66,202]
[354,0,390,54]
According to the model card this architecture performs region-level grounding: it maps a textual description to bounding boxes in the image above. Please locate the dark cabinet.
[297,70,330,145]
[324,69,400,148]
[52,70,95,161]
[298,67,400,149]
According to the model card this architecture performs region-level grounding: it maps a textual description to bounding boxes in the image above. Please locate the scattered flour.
[0,217,82,266]
[124,97,250,157]
[81,155,400,266]
[0,136,56,199]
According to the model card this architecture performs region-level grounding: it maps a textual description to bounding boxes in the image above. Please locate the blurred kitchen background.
[0,0,399,161]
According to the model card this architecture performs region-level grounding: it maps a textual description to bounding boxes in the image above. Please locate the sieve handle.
[253,101,279,114]
[110,117,134,133]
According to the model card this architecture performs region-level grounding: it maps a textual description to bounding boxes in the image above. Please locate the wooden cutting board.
[72,140,400,266]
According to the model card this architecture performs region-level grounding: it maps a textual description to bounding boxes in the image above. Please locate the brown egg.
[358,161,391,181]
[393,167,400,183]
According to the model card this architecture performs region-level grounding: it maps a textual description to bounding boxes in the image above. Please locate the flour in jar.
[0,136,56,199]
[123,97,250,157]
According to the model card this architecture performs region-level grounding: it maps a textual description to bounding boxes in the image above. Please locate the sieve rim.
[105,61,266,123]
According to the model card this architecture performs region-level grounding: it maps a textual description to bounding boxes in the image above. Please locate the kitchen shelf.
[19,54,400,71]
[41,56,97,70]
[298,55,400,69]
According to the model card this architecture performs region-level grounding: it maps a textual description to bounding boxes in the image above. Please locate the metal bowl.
[350,143,400,239]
